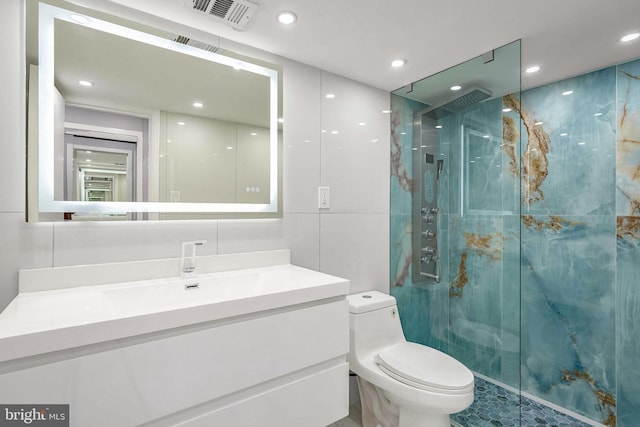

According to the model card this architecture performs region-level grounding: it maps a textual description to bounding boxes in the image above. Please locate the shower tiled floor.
[333,376,595,427]
[452,376,593,427]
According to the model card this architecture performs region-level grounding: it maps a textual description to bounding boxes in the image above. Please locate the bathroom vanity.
[0,250,349,426]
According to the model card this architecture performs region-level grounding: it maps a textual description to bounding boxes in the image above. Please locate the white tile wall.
[320,73,391,214]
[0,1,390,311]
[52,220,219,266]
[320,214,390,294]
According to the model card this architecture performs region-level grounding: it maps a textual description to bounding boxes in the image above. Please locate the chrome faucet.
[180,240,207,278]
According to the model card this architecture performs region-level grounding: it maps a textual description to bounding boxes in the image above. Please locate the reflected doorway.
[64,131,137,203]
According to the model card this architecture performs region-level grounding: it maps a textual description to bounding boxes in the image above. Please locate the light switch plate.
[318,186,330,209]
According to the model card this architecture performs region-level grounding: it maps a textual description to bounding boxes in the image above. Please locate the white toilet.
[347,291,474,427]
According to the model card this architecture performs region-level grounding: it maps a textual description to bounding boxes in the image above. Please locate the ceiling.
[73,0,640,93]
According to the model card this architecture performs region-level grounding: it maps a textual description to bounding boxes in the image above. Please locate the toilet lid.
[375,342,474,392]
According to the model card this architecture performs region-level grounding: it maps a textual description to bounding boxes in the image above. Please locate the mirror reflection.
[28,1,281,221]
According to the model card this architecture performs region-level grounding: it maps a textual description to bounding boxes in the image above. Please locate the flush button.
[362,295,372,299]
[391,308,397,317]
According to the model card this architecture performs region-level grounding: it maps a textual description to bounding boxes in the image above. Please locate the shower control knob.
[430,207,439,214]
[423,230,436,240]
[421,207,428,214]
[422,246,435,256]
[420,256,432,264]
[422,215,434,223]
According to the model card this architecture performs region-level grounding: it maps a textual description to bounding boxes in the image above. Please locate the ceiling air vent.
[184,0,259,31]
[173,35,219,53]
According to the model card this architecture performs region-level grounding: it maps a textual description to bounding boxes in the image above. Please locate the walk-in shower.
[393,38,640,427]
[412,85,492,284]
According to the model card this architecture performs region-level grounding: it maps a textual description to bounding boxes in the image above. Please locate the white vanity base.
[0,250,350,427]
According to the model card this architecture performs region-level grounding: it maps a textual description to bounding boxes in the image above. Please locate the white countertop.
[0,264,349,363]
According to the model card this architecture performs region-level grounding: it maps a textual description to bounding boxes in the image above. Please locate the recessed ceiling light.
[620,32,640,42]
[562,90,574,96]
[192,101,204,108]
[525,65,541,73]
[276,11,297,25]
[391,59,406,68]
[78,80,93,87]
[450,85,462,91]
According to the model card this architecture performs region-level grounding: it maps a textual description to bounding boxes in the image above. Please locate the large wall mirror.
[27,1,282,221]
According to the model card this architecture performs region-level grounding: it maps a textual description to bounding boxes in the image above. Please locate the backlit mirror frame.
[37,2,279,215]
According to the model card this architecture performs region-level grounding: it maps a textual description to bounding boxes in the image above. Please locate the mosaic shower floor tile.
[452,376,594,427]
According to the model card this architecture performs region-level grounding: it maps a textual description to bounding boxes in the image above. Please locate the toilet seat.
[375,342,474,395]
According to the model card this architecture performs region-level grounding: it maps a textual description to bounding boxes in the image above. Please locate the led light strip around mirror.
[37,2,279,215]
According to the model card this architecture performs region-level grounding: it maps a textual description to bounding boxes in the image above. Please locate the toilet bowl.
[347,291,474,427]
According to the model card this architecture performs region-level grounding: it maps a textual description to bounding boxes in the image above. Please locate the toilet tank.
[347,291,406,358]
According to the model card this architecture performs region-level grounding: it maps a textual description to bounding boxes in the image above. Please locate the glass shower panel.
[390,40,522,426]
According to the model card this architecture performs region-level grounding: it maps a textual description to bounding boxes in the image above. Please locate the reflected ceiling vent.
[184,0,260,31]
[173,35,219,53]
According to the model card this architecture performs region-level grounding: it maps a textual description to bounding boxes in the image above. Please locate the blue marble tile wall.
[389,58,640,427]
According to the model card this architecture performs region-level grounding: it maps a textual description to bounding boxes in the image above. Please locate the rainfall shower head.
[423,85,492,119]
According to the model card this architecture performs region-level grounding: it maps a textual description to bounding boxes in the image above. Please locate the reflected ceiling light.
[70,14,89,24]
[594,112,603,117]
[277,118,284,123]
[382,109,391,114]
[78,80,93,87]
[621,32,640,42]
[359,122,366,126]
[435,125,443,129]
[226,146,233,150]
[251,132,258,136]
[502,108,512,112]
[483,135,490,139]
[276,11,297,25]
[562,90,574,96]
[534,121,543,125]
[177,121,186,126]
[391,59,406,68]
[560,133,568,136]
[325,93,336,99]
[578,141,586,145]
[86,159,92,162]
[192,101,204,108]
[450,85,462,91]
[525,65,540,73]
[331,130,339,134]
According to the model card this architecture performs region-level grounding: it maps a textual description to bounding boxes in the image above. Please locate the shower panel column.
[412,111,441,283]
